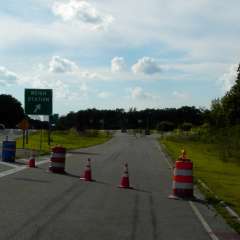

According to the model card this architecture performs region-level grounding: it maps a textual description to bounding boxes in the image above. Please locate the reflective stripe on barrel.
[173,168,193,176]
[172,160,193,197]
[49,162,65,168]
[173,181,193,189]
[49,146,66,173]
[51,152,66,159]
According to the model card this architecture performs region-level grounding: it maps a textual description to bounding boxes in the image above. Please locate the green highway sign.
[25,89,53,115]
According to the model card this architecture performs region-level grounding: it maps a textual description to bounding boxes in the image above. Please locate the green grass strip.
[160,137,240,232]
[16,129,112,154]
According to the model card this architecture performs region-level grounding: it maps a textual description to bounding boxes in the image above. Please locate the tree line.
[0,94,203,130]
[56,106,204,131]
[1,63,240,131]
[207,64,240,129]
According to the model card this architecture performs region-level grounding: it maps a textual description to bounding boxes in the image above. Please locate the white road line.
[155,142,172,168]
[36,159,49,166]
[0,159,49,178]
[156,140,220,240]
[0,161,19,168]
[0,166,27,178]
[189,201,219,240]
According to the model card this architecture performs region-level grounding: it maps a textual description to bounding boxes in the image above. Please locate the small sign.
[25,89,52,115]
[17,119,29,130]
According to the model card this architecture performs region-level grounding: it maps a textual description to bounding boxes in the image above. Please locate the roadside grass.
[160,136,240,232]
[16,129,112,155]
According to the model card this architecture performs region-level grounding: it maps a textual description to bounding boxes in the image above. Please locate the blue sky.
[0,0,240,115]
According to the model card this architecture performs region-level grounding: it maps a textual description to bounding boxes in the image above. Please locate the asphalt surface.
[0,132,238,240]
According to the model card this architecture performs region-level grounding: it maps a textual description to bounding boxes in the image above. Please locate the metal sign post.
[22,130,25,149]
[24,89,53,155]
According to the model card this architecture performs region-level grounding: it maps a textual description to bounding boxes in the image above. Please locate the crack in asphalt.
[149,194,158,240]
[130,193,139,240]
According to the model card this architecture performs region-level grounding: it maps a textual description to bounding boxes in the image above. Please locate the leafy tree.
[222,65,240,125]
[157,121,175,132]
[208,99,226,127]
[180,122,193,131]
[54,107,204,130]
[177,106,203,125]
[0,94,24,128]
[56,112,76,130]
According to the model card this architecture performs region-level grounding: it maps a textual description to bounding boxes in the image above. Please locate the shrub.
[180,122,193,131]
[157,121,175,132]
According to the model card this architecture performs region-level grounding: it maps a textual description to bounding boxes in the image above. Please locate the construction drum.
[49,146,66,174]
[2,141,16,162]
[172,160,193,198]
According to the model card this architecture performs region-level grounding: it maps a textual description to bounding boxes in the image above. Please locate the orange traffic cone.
[118,162,133,189]
[179,149,189,161]
[28,151,36,168]
[80,158,93,181]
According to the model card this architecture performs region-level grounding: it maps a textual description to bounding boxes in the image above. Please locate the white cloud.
[78,70,98,79]
[52,0,113,30]
[98,91,111,98]
[130,87,150,99]
[219,64,239,92]
[172,91,190,100]
[79,82,89,97]
[49,56,78,73]
[132,57,161,75]
[25,75,69,99]
[111,57,126,73]
[47,56,100,80]
[0,67,19,86]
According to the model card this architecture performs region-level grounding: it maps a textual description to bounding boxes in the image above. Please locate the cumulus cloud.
[25,74,81,100]
[0,66,19,85]
[111,57,126,73]
[49,56,78,73]
[130,87,150,99]
[132,57,162,75]
[98,91,111,99]
[172,91,189,100]
[219,64,239,92]
[78,70,98,79]
[52,0,113,30]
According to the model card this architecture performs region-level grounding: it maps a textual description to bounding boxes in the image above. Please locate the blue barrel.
[2,141,16,162]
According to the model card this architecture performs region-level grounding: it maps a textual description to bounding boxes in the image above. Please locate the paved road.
[0,132,238,240]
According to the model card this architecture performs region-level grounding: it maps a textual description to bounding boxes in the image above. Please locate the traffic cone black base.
[80,158,94,182]
[117,163,134,189]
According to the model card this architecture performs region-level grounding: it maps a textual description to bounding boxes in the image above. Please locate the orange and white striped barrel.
[172,160,193,198]
[49,146,66,174]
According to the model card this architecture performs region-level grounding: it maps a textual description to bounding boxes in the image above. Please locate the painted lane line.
[0,159,49,178]
[154,141,172,168]
[0,166,27,178]
[0,161,19,168]
[36,159,49,166]
[189,201,219,240]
